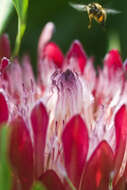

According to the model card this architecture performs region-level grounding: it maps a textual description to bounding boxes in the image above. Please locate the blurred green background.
[5,0,127,68]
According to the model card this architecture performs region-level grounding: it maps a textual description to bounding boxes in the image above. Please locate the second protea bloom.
[0,23,127,190]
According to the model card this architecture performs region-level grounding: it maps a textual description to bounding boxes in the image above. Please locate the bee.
[69,2,121,29]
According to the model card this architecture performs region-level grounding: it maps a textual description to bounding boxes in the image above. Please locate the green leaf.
[12,0,29,57]
[12,0,28,22]
[0,0,13,35]
[32,182,46,190]
[0,126,12,190]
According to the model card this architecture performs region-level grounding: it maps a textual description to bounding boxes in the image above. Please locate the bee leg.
[88,14,93,29]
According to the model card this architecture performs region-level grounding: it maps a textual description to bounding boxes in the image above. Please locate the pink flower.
[0,22,127,190]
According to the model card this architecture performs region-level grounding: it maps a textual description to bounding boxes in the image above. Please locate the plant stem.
[12,18,26,57]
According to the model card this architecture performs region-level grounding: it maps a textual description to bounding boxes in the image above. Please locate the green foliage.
[12,0,28,22]
[12,0,29,57]
[0,126,12,190]
[32,182,46,190]
[0,0,13,35]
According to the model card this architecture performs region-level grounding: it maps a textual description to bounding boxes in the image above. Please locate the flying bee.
[69,2,121,29]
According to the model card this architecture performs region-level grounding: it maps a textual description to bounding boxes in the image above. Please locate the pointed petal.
[104,50,122,70]
[38,22,55,58]
[62,114,89,188]
[9,116,33,190]
[80,141,114,190]
[65,40,87,73]
[0,92,9,125]
[40,170,65,190]
[0,34,10,61]
[38,36,63,88]
[0,57,10,72]
[7,59,23,102]
[22,55,35,89]
[0,57,10,81]
[42,42,64,68]
[31,102,48,178]
[114,105,127,184]
[104,50,123,79]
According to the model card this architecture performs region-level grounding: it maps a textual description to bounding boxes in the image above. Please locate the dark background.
[6,0,127,69]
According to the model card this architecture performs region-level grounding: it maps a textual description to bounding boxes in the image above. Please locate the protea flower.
[0,22,127,190]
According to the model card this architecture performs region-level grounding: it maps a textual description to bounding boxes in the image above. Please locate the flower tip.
[38,22,55,57]
[46,22,55,30]
[73,39,81,45]
[0,57,10,72]
[0,34,11,61]
[104,49,122,70]
[43,42,64,68]
[66,40,87,73]
[43,22,55,37]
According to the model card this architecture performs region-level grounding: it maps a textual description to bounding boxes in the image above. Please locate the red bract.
[0,22,127,190]
[0,92,9,125]
[114,105,127,185]
[104,49,123,80]
[0,34,10,61]
[40,170,65,190]
[0,57,10,73]
[31,102,48,179]
[9,102,49,190]
[65,40,87,73]
[80,141,114,190]
[62,115,89,189]
[104,49,122,72]
[42,42,64,68]
[9,116,33,190]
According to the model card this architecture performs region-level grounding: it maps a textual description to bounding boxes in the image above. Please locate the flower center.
[61,69,75,82]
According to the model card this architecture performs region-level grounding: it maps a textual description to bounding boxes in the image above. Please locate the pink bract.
[0,22,127,190]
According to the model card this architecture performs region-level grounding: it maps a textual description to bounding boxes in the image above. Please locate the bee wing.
[69,2,87,12]
[105,8,121,15]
